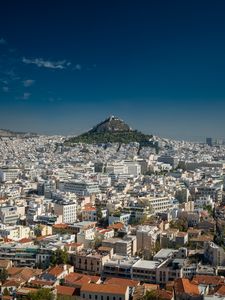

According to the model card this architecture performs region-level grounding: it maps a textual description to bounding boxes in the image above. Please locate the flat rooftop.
[133,260,160,270]
[153,249,177,260]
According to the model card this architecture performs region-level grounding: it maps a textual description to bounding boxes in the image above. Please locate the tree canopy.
[50,248,68,265]
[28,288,54,300]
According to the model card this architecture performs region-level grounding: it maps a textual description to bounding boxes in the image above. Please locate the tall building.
[206,137,213,146]
[54,199,77,224]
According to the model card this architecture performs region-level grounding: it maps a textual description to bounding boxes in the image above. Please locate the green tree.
[28,288,54,300]
[3,288,10,296]
[143,290,163,300]
[0,269,8,283]
[96,207,103,220]
[34,224,42,237]
[170,219,188,232]
[203,204,213,216]
[50,249,68,265]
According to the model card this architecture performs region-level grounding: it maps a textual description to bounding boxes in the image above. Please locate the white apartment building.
[204,242,225,266]
[0,206,19,225]
[105,163,127,175]
[77,227,95,248]
[54,199,77,224]
[139,196,177,213]
[195,196,214,210]
[105,161,141,176]
[124,160,141,176]
[0,167,19,182]
[63,180,100,196]
[0,225,32,240]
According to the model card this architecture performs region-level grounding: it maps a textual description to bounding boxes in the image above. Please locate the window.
[89,295,92,299]
[95,296,98,300]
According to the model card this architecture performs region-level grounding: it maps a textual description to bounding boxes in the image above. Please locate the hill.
[90,116,132,133]
[65,116,154,145]
[0,129,37,138]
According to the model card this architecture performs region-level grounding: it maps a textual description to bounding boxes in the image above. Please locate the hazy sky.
[0,0,225,140]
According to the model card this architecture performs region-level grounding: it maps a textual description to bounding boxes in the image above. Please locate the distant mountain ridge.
[0,129,37,137]
[66,116,155,145]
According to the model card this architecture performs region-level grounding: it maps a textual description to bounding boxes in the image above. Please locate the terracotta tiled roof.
[215,284,225,295]
[0,259,11,268]
[65,272,100,286]
[64,272,82,283]
[53,223,68,229]
[3,238,13,243]
[105,277,140,287]
[8,267,42,282]
[2,280,21,287]
[18,238,33,243]
[17,287,38,295]
[190,235,213,242]
[47,265,64,277]
[192,275,224,286]
[30,279,55,287]
[83,205,96,211]
[2,296,13,300]
[108,222,124,230]
[81,283,128,295]
[56,285,76,296]
[174,278,199,296]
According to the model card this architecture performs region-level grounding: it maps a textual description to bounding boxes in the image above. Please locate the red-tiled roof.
[7,267,42,282]
[215,284,225,295]
[65,272,100,286]
[192,275,224,286]
[18,238,33,243]
[53,223,68,229]
[83,205,96,211]
[56,285,76,296]
[81,283,128,295]
[105,277,140,287]
[175,278,199,296]
[108,222,124,230]
[47,265,64,277]
[30,279,54,287]
[2,280,21,287]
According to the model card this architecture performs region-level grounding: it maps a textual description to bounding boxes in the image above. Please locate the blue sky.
[0,0,225,140]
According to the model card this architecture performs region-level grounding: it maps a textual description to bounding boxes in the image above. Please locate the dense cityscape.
[1,0,225,299]
[0,116,225,300]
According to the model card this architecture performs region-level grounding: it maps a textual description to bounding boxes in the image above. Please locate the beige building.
[72,251,110,275]
[102,236,137,256]
[136,225,159,254]
[39,224,53,236]
[204,242,225,266]
[0,225,33,240]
